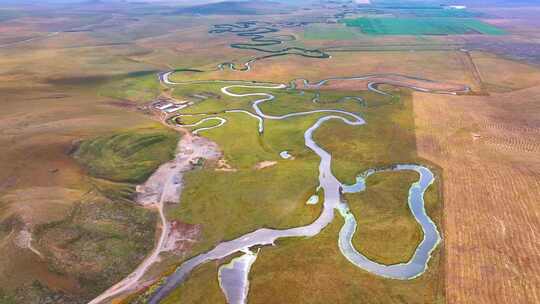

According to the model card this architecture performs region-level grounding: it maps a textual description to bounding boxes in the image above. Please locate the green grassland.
[315,89,414,183]
[132,83,443,303]
[246,215,443,304]
[164,86,417,261]
[395,8,481,18]
[167,112,324,257]
[74,126,179,184]
[170,82,390,117]
[346,171,423,264]
[359,2,482,18]
[303,24,363,41]
[169,83,381,245]
[342,17,506,35]
[246,161,442,304]
[98,71,161,104]
[159,173,444,304]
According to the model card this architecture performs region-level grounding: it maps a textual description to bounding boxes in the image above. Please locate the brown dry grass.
[0,86,156,290]
[171,50,482,91]
[471,51,540,92]
[413,55,540,303]
[296,74,469,93]
[0,15,169,296]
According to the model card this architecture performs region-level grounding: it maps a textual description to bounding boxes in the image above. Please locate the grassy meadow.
[246,215,443,304]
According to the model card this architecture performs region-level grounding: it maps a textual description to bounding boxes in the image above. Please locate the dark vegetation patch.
[98,71,161,104]
[74,127,179,184]
[0,281,85,304]
[45,74,112,87]
[209,21,328,59]
[35,196,156,300]
[104,100,139,109]
[0,288,16,304]
[0,215,22,233]
[46,70,158,90]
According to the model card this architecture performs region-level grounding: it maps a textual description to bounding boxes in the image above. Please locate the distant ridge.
[171,1,291,15]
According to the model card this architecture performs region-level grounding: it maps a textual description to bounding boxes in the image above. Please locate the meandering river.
[145,73,451,303]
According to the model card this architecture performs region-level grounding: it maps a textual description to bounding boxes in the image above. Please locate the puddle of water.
[279,151,292,159]
[306,195,319,205]
[218,249,259,304]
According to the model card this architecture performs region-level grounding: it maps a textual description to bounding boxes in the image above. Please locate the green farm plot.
[359,2,482,18]
[397,8,481,18]
[0,9,21,22]
[342,17,506,36]
[303,24,363,40]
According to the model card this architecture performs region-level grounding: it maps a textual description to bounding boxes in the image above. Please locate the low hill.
[171,0,293,15]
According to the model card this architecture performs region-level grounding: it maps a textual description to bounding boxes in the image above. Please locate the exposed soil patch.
[215,158,237,172]
[254,161,277,170]
[104,100,139,109]
[163,220,202,255]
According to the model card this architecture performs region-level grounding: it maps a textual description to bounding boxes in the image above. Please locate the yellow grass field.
[413,53,540,304]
